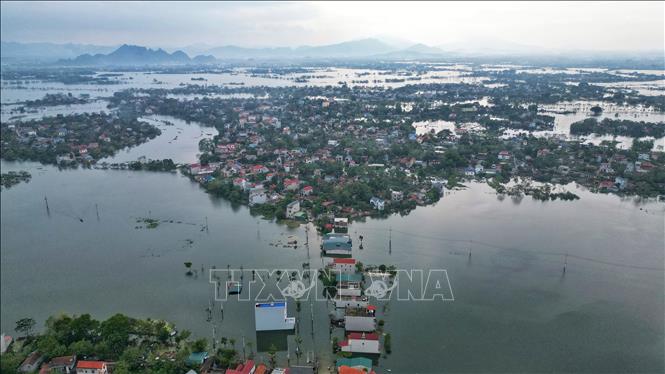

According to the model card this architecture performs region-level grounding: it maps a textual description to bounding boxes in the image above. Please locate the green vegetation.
[570,118,665,138]
[1,314,196,374]
[128,159,176,172]
[384,333,392,354]
[0,171,31,189]
[136,218,160,229]
[1,113,161,165]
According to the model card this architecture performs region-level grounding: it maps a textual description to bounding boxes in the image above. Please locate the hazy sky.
[1,1,663,51]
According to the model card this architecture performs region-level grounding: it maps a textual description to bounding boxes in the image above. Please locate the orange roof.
[339,366,366,374]
[333,258,356,264]
[254,364,268,374]
[76,361,106,369]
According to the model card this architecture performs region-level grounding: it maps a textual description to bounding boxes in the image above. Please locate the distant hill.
[1,41,116,63]
[61,44,216,66]
[203,38,398,60]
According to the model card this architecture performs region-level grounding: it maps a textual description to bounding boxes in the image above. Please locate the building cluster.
[1,113,160,164]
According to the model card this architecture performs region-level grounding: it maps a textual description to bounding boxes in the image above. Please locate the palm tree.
[246,341,254,359]
[220,337,228,347]
[268,344,277,368]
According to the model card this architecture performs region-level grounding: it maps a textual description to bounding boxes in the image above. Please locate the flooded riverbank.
[1,159,662,372]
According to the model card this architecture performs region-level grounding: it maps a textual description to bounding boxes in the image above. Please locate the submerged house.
[286,200,301,219]
[336,357,374,374]
[339,332,380,354]
[321,233,353,255]
[334,295,369,309]
[254,302,296,331]
[344,305,377,332]
[331,258,356,274]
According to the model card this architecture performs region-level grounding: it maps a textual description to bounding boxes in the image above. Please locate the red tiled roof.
[348,332,379,340]
[333,258,356,264]
[226,360,255,374]
[48,355,75,367]
[76,361,106,369]
[339,366,367,374]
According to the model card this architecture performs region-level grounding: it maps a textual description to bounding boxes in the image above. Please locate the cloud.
[1,1,663,52]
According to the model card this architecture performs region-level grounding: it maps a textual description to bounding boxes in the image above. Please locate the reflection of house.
[339,332,380,354]
[255,302,296,331]
[249,187,268,206]
[286,200,301,219]
[391,190,403,201]
[322,233,352,255]
[369,197,385,210]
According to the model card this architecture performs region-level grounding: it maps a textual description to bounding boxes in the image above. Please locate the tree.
[267,343,278,368]
[176,329,191,344]
[15,317,36,338]
[37,334,67,357]
[590,105,603,116]
[191,338,207,352]
[118,346,144,372]
[70,339,95,357]
[355,261,364,273]
[99,314,133,358]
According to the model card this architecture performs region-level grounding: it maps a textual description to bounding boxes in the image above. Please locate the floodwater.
[1,157,663,372]
[99,115,218,164]
[1,66,665,372]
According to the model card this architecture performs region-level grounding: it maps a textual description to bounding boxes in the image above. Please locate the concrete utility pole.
[44,196,50,217]
[389,227,392,254]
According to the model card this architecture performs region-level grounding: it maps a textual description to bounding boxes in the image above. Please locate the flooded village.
[1,49,664,374]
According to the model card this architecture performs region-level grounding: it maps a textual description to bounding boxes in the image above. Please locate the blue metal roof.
[322,233,352,250]
[335,273,362,282]
[256,302,286,308]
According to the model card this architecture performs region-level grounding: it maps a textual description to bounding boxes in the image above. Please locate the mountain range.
[60,44,216,66]
[2,38,663,66]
